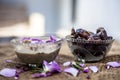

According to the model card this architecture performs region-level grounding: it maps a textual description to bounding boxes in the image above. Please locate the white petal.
[89,66,98,73]
[0,68,16,77]
[64,67,79,77]
[63,61,71,66]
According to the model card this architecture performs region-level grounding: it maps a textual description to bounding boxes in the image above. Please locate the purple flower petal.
[46,40,54,43]
[107,61,120,68]
[22,37,31,41]
[31,38,42,44]
[14,74,19,80]
[21,37,31,43]
[16,69,24,74]
[79,63,85,67]
[15,66,28,75]
[14,67,28,79]
[0,68,16,77]
[63,61,71,66]
[50,35,56,41]
[43,60,61,73]
[32,60,61,78]
[32,72,51,78]
[64,67,79,77]
[83,67,89,73]
[89,66,98,73]
[5,60,13,63]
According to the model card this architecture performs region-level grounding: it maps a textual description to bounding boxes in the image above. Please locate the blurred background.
[0,0,120,41]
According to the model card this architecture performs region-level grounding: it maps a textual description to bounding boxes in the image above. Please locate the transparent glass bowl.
[66,35,114,62]
[11,36,63,64]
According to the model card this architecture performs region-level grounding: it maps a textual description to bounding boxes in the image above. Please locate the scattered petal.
[79,63,85,67]
[14,76,19,80]
[107,65,110,69]
[89,66,98,73]
[107,61,120,68]
[32,72,51,78]
[83,67,89,73]
[64,67,79,77]
[43,60,61,73]
[5,60,13,63]
[0,68,16,77]
[63,61,71,66]
[16,69,24,74]
[14,74,19,80]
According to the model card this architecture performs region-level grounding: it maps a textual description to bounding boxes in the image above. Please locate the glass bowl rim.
[10,36,63,46]
[66,35,114,44]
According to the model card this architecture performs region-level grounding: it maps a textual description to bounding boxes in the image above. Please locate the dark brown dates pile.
[71,27,113,40]
[66,27,114,62]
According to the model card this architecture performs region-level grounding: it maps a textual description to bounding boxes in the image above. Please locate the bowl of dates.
[66,27,114,62]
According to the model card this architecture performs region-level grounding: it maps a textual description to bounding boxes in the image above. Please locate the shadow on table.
[56,54,120,64]
[99,55,120,63]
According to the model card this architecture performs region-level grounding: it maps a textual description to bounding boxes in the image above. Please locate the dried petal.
[83,67,89,73]
[43,60,61,73]
[64,67,79,77]
[107,62,120,68]
[89,66,98,73]
[63,61,71,66]
[0,68,16,77]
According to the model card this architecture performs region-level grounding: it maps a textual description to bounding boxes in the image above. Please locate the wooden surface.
[0,41,120,80]
[0,4,28,27]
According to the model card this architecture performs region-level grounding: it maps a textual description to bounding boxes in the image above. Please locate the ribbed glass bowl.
[66,35,114,62]
[11,36,63,64]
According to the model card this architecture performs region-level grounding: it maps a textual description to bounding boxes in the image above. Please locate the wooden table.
[0,41,120,80]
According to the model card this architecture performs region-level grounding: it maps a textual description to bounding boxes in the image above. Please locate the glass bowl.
[11,36,63,64]
[66,35,114,62]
